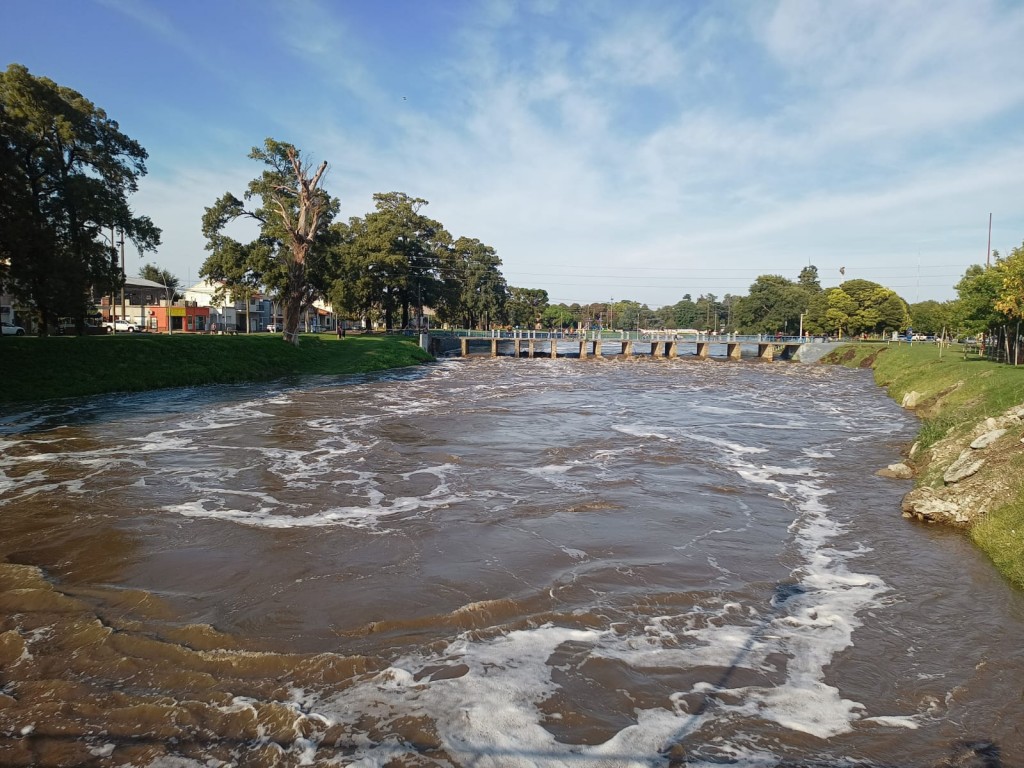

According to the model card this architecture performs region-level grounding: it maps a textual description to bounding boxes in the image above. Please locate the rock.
[943,450,985,484]
[878,463,914,479]
[901,487,971,525]
[970,429,1007,450]
[901,391,923,409]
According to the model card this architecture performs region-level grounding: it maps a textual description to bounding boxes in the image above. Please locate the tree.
[732,275,811,335]
[952,264,1004,337]
[797,265,822,292]
[666,296,700,329]
[505,287,549,328]
[0,63,160,333]
[804,279,908,337]
[439,237,506,329]
[363,193,447,329]
[140,263,180,299]
[994,241,1024,322]
[327,215,376,329]
[694,293,723,332]
[541,304,575,329]
[909,300,953,336]
[327,194,451,331]
[819,287,858,337]
[201,139,337,344]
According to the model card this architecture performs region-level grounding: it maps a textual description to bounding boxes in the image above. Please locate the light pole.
[161,275,174,334]
[799,312,806,340]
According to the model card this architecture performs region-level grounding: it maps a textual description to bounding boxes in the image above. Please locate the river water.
[1,357,1022,767]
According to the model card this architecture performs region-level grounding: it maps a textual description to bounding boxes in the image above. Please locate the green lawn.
[0,332,433,404]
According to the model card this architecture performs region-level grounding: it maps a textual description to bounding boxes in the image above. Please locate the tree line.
[3,63,1022,350]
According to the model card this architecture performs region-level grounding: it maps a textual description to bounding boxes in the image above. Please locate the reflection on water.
[1,359,1022,766]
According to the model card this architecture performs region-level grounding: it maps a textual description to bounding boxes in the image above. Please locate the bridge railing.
[429,329,810,343]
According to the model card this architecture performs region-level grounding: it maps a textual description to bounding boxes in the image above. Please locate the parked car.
[1,321,25,336]
[266,324,280,332]
[102,320,139,333]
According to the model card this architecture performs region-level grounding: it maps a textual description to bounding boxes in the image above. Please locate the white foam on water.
[559,546,588,560]
[522,464,572,475]
[286,438,916,765]
[651,460,917,740]
[611,424,670,440]
[679,431,768,455]
[519,464,589,493]
[690,404,745,415]
[318,625,639,767]
[167,465,469,530]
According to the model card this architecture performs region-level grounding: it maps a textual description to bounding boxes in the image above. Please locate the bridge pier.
[777,343,802,361]
[450,334,804,361]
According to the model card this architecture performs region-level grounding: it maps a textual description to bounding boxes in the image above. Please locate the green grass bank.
[0,332,433,404]
[825,342,1024,588]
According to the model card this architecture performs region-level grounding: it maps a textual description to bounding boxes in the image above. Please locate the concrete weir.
[449,333,805,362]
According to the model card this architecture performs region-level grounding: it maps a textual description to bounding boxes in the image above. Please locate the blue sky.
[4,0,1023,306]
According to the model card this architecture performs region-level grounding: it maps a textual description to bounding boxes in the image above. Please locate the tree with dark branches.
[200,138,337,344]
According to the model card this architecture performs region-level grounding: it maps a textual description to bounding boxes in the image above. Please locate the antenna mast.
[987,212,992,267]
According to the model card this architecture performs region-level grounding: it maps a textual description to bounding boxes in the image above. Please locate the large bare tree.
[201,138,337,344]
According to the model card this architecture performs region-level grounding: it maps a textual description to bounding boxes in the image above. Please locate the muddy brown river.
[1,357,1022,767]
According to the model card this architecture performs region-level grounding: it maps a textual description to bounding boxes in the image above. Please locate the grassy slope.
[0,333,433,404]
[825,342,1024,588]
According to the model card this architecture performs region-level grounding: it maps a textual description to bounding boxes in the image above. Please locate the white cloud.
[94,0,1024,305]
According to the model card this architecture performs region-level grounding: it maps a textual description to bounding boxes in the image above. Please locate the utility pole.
[987,212,993,267]
[109,226,116,322]
[119,230,126,325]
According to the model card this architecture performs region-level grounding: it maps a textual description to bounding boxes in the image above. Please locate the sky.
[3,0,1023,308]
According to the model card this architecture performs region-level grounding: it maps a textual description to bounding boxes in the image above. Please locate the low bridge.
[430,331,808,362]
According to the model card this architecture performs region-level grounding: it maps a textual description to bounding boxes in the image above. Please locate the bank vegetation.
[0,333,432,404]
[826,341,1024,589]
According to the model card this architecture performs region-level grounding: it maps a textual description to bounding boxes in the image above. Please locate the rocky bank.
[878,392,1024,526]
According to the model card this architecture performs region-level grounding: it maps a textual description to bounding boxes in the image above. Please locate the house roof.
[126,276,168,289]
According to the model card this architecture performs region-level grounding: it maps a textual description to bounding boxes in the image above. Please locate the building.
[184,280,270,333]
[101,276,210,333]
[184,280,344,334]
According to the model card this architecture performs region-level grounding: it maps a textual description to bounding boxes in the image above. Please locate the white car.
[103,320,139,333]
[1,321,25,336]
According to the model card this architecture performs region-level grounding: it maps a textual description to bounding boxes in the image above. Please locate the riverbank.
[0,333,433,404]
[823,341,1024,589]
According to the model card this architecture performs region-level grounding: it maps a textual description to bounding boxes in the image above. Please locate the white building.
[184,280,269,333]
